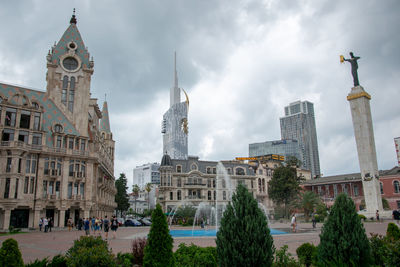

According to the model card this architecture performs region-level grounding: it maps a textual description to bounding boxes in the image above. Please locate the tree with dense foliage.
[268,164,303,218]
[66,236,116,267]
[145,183,153,210]
[132,184,140,216]
[317,193,371,266]
[143,204,174,267]
[0,238,24,267]
[387,222,400,241]
[216,184,274,267]
[293,191,321,222]
[273,245,299,267]
[296,243,317,267]
[175,243,217,267]
[115,173,129,216]
[285,155,302,168]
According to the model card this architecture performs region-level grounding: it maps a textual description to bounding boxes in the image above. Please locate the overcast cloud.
[0,0,399,187]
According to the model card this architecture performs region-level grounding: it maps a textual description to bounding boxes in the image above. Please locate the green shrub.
[66,236,116,267]
[24,258,49,267]
[317,193,371,266]
[115,252,134,267]
[387,222,400,241]
[296,243,316,267]
[358,214,367,221]
[143,204,174,267]
[315,203,328,222]
[0,238,24,267]
[273,245,299,267]
[131,237,147,265]
[382,197,390,210]
[175,243,217,267]
[216,184,274,266]
[48,254,67,267]
[369,234,388,266]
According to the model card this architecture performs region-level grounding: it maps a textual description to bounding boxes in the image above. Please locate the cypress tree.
[0,238,24,267]
[216,184,274,267]
[143,204,174,267]
[317,193,371,266]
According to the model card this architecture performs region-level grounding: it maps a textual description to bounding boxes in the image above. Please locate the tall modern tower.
[161,53,189,159]
[280,100,321,178]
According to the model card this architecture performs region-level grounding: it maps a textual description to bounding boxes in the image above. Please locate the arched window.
[208,190,211,200]
[394,181,400,193]
[68,77,75,112]
[380,182,384,194]
[262,179,266,192]
[258,178,262,193]
[177,190,181,200]
[170,192,173,200]
[191,163,198,171]
[177,178,181,187]
[54,124,63,133]
[235,167,245,175]
[62,76,68,105]
[32,102,39,109]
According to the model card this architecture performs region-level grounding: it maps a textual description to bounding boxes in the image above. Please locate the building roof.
[0,83,80,147]
[50,14,90,69]
[100,101,111,133]
[161,153,173,166]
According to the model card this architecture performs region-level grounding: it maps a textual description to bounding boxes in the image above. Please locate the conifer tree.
[317,193,371,266]
[216,184,274,267]
[143,204,174,267]
[0,238,24,267]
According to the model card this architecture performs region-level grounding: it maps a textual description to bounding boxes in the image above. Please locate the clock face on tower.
[62,57,79,71]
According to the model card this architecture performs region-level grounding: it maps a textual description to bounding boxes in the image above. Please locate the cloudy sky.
[0,0,399,186]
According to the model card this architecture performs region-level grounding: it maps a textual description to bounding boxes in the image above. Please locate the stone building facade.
[0,13,116,229]
[158,154,257,213]
[303,167,400,211]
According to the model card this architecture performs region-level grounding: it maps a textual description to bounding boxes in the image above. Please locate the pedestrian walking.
[67,218,73,231]
[110,215,118,239]
[84,218,90,235]
[103,215,110,240]
[312,214,317,229]
[44,217,49,233]
[291,213,297,233]
[39,218,43,231]
[48,218,53,232]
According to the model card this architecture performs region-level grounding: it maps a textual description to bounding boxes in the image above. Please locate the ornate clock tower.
[46,10,94,136]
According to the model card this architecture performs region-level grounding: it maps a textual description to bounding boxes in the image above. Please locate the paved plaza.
[0,221,394,264]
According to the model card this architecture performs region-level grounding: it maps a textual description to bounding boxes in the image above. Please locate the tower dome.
[161,153,172,166]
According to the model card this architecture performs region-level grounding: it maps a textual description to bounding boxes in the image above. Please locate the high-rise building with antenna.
[161,53,189,159]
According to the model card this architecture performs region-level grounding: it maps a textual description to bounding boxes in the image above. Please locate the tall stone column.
[59,209,66,228]
[33,209,41,228]
[347,85,383,216]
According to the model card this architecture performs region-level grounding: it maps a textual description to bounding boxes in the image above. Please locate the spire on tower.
[70,8,77,24]
[174,51,178,89]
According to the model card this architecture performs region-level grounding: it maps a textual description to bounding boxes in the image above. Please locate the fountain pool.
[170,228,286,237]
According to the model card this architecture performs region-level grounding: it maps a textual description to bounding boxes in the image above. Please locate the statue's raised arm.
[341,52,361,86]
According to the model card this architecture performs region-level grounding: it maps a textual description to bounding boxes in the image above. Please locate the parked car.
[125,219,142,227]
[139,218,152,226]
[117,218,125,226]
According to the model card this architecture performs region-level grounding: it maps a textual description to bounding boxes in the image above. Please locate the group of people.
[76,215,119,240]
[38,217,53,232]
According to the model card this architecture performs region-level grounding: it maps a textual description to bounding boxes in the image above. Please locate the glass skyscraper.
[249,139,301,163]
[280,100,321,178]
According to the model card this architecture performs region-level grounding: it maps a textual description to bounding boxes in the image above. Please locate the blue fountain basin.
[170,228,286,237]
